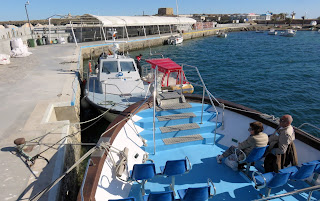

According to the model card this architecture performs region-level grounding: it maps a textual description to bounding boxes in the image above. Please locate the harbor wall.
[80,25,250,60]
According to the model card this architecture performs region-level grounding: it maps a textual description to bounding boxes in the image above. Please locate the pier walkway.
[0,43,80,201]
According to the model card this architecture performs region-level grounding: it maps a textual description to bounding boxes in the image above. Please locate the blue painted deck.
[129,103,320,201]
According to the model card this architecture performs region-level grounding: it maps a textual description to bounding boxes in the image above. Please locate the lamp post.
[25,1,33,39]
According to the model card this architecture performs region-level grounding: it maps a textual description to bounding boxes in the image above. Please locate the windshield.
[120,61,136,72]
[102,61,118,73]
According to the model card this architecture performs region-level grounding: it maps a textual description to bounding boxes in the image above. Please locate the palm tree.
[301,16,305,26]
[279,13,287,20]
[271,14,278,26]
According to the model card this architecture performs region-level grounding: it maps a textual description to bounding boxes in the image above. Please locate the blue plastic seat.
[177,178,216,201]
[143,191,174,201]
[279,162,316,180]
[160,157,192,194]
[253,171,291,197]
[239,145,269,175]
[130,163,156,196]
[308,160,320,185]
[109,197,136,201]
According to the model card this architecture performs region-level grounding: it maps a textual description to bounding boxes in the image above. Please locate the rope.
[29,146,98,201]
[27,105,115,161]
[29,93,153,200]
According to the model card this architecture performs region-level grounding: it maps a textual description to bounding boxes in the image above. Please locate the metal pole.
[48,18,51,44]
[93,79,95,102]
[25,1,33,39]
[70,21,78,47]
[157,25,161,37]
[124,26,129,40]
[201,87,205,124]
[104,83,107,105]
[153,66,158,155]
[101,24,107,43]
[176,0,179,16]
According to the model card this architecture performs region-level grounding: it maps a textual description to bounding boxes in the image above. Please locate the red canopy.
[146,58,182,71]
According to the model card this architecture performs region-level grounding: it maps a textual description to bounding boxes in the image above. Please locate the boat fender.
[89,62,92,73]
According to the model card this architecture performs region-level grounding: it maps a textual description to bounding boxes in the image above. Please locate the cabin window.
[120,61,136,72]
[102,61,118,73]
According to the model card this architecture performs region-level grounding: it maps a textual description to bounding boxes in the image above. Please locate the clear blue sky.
[1,0,319,21]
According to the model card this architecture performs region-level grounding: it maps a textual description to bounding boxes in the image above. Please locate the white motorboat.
[79,57,320,201]
[268,29,278,35]
[280,29,296,37]
[168,34,183,45]
[217,32,227,38]
[84,29,150,122]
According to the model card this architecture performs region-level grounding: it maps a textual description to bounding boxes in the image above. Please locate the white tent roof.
[90,15,196,27]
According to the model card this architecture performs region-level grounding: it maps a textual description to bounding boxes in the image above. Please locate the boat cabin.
[98,55,140,82]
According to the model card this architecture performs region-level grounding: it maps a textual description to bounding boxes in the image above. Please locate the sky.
[0,0,319,21]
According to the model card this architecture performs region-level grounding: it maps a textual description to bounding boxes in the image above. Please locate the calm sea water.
[130,31,320,134]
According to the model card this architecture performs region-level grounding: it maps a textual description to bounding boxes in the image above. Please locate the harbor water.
[130,31,320,136]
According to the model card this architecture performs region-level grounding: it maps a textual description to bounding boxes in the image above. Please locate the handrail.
[182,63,220,145]
[298,123,320,137]
[207,178,217,197]
[102,82,131,104]
[253,184,320,201]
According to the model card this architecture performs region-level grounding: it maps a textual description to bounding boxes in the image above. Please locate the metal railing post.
[153,66,158,155]
[180,66,183,99]
[200,86,205,124]
[104,83,107,105]
[93,79,95,102]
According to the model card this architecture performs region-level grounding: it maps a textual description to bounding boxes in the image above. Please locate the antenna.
[176,0,179,16]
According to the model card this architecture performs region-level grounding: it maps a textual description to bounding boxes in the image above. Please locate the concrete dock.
[0,25,250,201]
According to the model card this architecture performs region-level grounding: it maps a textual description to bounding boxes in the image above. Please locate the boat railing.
[182,63,223,144]
[88,79,149,106]
[253,184,320,201]
[297,123,320,138]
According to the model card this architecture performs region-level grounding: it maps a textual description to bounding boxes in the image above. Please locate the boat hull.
[79,93,320,201]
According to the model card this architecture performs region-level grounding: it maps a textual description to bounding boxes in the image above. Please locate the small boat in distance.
[217,32,227,38]
[167,34,183,45]
[280,29,296,37]
[255,30,264,33]
[268,29,278,35]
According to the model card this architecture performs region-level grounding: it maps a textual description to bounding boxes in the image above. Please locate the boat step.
[160,123,200,133]
[162,134,203,145]
[157,112,196,121]
[156,102,192,111]
[158,91,181,100]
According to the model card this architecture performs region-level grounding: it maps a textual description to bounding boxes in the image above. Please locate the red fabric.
[146,58,182,71]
